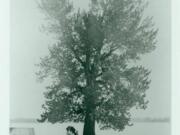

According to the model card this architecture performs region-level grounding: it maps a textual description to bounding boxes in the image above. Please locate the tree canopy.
[36,0,158,134]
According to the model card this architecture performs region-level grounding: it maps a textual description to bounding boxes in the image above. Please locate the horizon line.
[10,117,170,124]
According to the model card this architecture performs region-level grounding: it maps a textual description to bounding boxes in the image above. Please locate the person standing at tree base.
[66,126,78,135]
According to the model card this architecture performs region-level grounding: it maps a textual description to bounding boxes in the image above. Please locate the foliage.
[36,0,157,132]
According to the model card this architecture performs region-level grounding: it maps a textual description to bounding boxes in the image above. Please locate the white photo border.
[0,0,180,135]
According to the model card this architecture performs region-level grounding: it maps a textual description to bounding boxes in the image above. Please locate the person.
[66,126,78,135]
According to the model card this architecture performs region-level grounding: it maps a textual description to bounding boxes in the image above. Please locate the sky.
[10,0,171,119]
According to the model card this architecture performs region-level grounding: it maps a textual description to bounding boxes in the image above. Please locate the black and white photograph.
[9,0,171,135]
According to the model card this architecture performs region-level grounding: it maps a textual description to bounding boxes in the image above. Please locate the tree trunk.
[83,110,95,135]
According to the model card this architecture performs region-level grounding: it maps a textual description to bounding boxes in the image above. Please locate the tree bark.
[83,110,95,135]
[83,50,96,135]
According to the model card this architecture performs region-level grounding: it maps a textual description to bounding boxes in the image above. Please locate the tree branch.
[100,45,119,61]
[70,46,86,68]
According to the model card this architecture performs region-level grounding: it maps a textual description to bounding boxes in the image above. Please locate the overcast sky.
[10,0,171,119]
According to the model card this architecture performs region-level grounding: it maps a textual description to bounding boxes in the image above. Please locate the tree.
[36,0,158,135]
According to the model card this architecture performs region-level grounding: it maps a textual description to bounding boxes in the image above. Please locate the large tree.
[36,0,158,135]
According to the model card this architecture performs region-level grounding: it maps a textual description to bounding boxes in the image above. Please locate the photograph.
[10,0,171,135]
